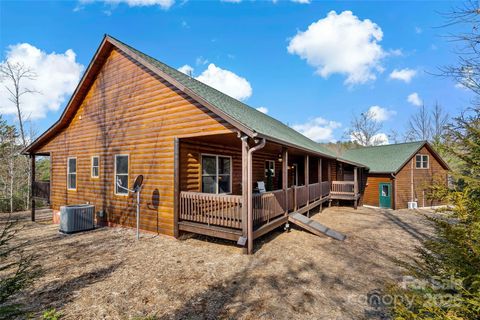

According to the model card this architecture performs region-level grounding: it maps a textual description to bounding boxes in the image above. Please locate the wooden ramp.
[288,212,346,241]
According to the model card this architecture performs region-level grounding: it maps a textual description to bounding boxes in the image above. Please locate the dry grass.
[4,206,435,319]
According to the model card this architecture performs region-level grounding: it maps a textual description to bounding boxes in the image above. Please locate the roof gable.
[341,141,449,173]
[25,35,338,159]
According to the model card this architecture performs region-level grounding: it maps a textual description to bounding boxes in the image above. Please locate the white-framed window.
[115,154,129,195]
[201,154,232,194]
[67,157,77,190]
[91,156,99,178]
[415,154,429,169]
[265,160,275,177]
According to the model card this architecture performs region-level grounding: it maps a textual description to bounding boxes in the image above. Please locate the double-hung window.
[415,154,429,169]
[115,155,129,195]
[67,157,77,190]
[201,155,231,194]
[91,156,99,178]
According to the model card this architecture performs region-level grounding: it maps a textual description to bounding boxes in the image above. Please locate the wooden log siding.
[35,48,237,236]
[179,191,242,228]
[394,145,448,209]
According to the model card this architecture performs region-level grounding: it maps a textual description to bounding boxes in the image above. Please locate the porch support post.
[173,138,180,237]
[354,167,358,210]
[328,160,332,185]
[247,138,266,255]
[241,136,249,244]
[30,154,36,222]
[305,155,309,216]
[282,147,288,215]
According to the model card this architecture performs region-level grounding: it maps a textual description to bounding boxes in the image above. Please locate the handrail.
[331,181,355,194]
[179,191,243,228]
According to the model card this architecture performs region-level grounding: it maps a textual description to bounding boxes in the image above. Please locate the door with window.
[379,183,392,208]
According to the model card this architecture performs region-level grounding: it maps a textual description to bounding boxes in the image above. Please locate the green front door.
[379,183,392,208]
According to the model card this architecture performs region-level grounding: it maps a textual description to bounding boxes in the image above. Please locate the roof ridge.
[108,35,337,158]
[345,140,426,151]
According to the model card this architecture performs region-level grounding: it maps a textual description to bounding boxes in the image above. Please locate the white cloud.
[292,117,341,142]
[350,132,389,146]
[368,105,397,122]
[407,92,422,106]
[178,64,194,76]
[291,0,311,3]
[196,64,252,101]
[287,10,385,85]
[0,43,84,119]
[415,26,422,34]
[79,0,175,10]
[221,0,241,3]
[389,68,417,83]
[256,107,268,114]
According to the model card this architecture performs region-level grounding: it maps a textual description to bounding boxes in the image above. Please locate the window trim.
[91,155,100,178]
[67,157,77,191]
[415,154,429,169]
[265,160,275,177]
[200,153,233,194]
[114,154,129,196]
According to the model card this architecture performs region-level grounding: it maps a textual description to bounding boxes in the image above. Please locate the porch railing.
[331,181,355,195]
[33,181,50,200]
[179,182,334,230]
[179,191,243,229]
[321,181,330,198]
[253,189,286,227]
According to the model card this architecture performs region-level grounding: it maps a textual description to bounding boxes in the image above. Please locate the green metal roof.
[111,36,336,158]
[341,141,427,173]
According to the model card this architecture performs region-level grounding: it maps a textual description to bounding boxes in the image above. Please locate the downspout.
[247,138,266,255]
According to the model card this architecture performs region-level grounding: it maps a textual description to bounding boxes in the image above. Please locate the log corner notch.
[30,153,36,222]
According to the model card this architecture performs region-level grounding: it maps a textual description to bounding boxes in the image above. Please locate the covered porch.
[174,133,363,254]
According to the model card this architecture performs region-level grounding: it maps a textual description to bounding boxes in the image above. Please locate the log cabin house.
[341,141,449,209]
[24,35,448,254]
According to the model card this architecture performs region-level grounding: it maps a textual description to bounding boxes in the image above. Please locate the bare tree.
[406,103,449,144]
[347,110,384,146]
[432,102,449,145]
[440,1,480,100]
[0,61,37,147]
[406,104,432,141]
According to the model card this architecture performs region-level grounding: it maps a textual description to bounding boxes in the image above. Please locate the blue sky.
[0,0,471,143]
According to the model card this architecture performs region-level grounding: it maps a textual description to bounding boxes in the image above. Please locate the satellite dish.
[133,175,144,192]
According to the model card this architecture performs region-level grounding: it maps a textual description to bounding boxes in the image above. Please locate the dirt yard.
[5,206,435,319]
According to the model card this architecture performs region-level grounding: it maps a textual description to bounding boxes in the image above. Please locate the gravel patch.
[4,206,435,319]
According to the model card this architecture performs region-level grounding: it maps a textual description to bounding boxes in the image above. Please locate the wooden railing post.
[282,148,288,215]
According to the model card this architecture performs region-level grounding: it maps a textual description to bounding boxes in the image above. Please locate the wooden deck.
[177,180,359,242]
